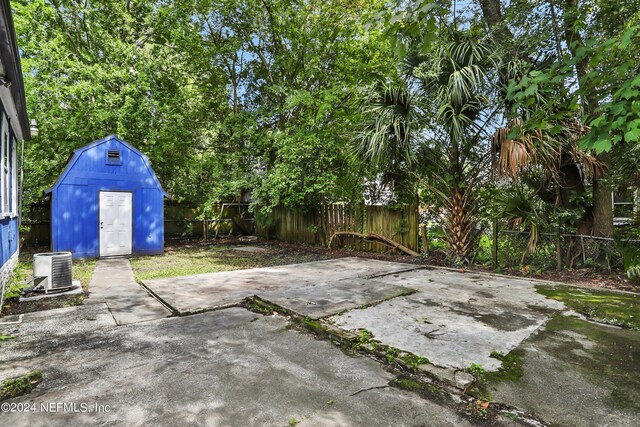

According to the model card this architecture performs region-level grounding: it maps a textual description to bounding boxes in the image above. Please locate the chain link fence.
[494,230,636,271]
[426,226,640,272]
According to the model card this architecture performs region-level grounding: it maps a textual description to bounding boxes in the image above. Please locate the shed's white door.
[99,192,132,256]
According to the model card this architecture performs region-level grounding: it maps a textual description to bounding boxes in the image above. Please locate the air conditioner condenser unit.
[33,252,73,292]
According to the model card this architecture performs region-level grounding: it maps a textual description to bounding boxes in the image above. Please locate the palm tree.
[356,30,496,263]
[490,93,601,237]
[418,32,495,262]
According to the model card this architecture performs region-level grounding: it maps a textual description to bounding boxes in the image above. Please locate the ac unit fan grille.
[51,256,72,289]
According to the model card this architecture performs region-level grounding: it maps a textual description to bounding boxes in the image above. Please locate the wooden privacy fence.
[21,201,419,255]
[259,204,419,254]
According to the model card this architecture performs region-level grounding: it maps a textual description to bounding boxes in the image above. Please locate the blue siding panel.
[0,216,18,266]
[50,136,165,258]
[0,100,19,272]
[133,188,164,255]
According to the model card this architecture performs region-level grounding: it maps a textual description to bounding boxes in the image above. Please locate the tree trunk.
[592,152,613,236]
[563,0,613,236]
[477,0,530,62]
[477,0,510,41]
[445,188,475,263]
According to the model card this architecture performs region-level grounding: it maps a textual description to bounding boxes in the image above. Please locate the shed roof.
[44,135,168,197]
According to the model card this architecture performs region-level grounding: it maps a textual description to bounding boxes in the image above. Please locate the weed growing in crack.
[400,353,429,368]
[0,370,42,401]
[352,328,379,351]
[464,399,490,419]
[468,363,485,380]
[386,347,400,363]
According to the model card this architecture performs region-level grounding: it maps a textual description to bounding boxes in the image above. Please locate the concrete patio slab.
[483,315,640,426]
[142,257,420,314]
[330,268,567,371]
[257,279,415,319]
[88,258,171,325]
[0,306,471,427]
[3,256,639,426]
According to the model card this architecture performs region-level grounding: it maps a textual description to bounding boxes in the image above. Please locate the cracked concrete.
[142,257,420,315]
[330,268,566,371]
[0,305,470,426]
[3,257,639,426]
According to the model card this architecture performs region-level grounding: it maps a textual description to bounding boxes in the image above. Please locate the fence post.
[420,224,428,255]
[556,232,562,270]
[492,219,498,269]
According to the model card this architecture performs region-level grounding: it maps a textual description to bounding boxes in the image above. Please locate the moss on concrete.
[482,314,640,418]
[241,297,293,317]
[467,350,525,401]
[533,315,640,411]
[391,375,444,399]
[485,350,524,383]
[536,285,640,330]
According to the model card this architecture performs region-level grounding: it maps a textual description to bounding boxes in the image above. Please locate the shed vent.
[107,150,121,164]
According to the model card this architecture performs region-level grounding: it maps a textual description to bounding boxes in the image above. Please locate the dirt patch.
[1,294,85,316]
[475,264,639,293]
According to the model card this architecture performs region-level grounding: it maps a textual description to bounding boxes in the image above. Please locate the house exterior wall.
[0,103,22,296]
[0,0,31,303]
[50,137,165,258]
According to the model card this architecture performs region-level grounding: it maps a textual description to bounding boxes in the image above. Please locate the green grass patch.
[0,370,42,401]
[0,335,16,342]
[2,261,32,300]
[536,285,640,330]
[73,258,96,291]
[131,244,328,282]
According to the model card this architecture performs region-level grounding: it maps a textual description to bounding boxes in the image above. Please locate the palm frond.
[355,83,417,168]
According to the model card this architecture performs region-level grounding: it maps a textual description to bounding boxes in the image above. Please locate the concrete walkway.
[87,257,171,325]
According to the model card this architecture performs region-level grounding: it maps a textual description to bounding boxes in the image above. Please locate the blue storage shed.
[46,135,167,258]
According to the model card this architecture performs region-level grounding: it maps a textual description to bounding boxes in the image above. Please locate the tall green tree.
[478,0,640,236]
[15,0,394,219]
[357,21,497,262]
[190,0,395,212]
[14,0,230,213]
